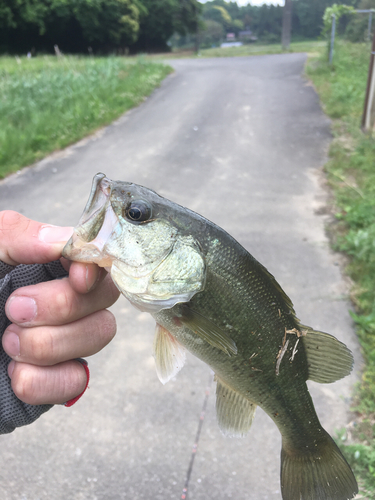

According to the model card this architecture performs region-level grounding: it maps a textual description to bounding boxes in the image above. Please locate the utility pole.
[282,0,292,50]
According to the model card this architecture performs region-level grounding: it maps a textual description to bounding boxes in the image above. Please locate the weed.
[307,40,375,496]
[146,40,326,60]
[0,55,172,178]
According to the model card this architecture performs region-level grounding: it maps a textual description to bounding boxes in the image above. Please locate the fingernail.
[3,330,20,357]
[7,296,37,324]
[39,225,73,244]
[86,265,102,292]
[8,361,15,378]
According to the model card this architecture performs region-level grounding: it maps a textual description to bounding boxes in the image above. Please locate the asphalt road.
[0,53,362,500]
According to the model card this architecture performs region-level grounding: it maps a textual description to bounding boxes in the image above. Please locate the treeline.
[0,0,201,54]
[197,0,362,47]
[0,0,372,55]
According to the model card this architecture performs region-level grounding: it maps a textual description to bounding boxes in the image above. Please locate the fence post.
[362,29,375,131]
[329,14,336,64]
[368,11,373,41]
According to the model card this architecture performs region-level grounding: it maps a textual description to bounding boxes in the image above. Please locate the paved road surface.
[0,54,362,500]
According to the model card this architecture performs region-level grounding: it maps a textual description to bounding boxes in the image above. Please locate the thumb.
[0,211,73,266]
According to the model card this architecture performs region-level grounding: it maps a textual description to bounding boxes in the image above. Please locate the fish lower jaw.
[62,242,113,267]
[90,258,113,268]
[126,291,201,314]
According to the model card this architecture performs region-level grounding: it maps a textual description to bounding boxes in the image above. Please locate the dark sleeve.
[0,260,68,434]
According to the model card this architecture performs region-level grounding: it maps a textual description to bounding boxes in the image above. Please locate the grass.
[145,40,325,61]
[1,35,373,494]
[306,40,375,497]
[198,39,325,58]
[0,55,172,178]
[0,41,323,179]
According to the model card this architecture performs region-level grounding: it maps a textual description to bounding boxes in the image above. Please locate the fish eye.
[125,200,152,223]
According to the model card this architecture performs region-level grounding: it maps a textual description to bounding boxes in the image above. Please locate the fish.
[62,173,358,500]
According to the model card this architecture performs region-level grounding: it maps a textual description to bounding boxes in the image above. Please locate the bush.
[199,19,224,47]
[345,0,375,42]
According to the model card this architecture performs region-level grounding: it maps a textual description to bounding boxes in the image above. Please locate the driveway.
[0,53,361,500]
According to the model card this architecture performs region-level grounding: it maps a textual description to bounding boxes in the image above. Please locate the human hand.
[0,210,120,406]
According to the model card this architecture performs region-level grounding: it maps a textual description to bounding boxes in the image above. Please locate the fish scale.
[63,173,358,500]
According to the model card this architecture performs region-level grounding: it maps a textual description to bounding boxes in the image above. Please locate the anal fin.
[301,326,354,383]
[153,324,186,385]
[215,377,257,437]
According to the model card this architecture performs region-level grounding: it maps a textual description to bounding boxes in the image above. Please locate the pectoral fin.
[153,324,186,385]
[178,305,237,356]
[301,326,354,383]
[216,377,257,437]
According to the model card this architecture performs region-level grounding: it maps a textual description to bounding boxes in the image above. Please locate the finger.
[5,273,120,327]
[3,309,116,365]
[60,260,106,294]
[0,210,73,266]
[8,360,88,405]
[67,261,106,294]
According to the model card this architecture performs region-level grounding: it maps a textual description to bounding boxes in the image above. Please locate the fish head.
[62,173,206,312]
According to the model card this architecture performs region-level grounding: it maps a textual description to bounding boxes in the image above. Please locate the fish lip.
[62,173,116,263]
[78,173,112,227]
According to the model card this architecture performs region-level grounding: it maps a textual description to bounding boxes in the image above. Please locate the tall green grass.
[0,56,172,178]
[198,39,325,58]
[307,40,375,496]
[145,40,325,60]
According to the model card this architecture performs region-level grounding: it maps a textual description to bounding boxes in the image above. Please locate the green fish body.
[63,173,358,500]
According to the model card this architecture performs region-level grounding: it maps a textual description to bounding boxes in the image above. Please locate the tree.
[174,0,201,36]
[322,2,355,37]
[0,0,51,53]
[255,4,282,42]
[199,19,224,47]
[132,0,201,52]
[132,0,175,51]
[0,0,141,53]
[203,5,232,30]
[0,0,51,34]
[345,0,375,42]
[202,2,244,36]
[72,0,140,47]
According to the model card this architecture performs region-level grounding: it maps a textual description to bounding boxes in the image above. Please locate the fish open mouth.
[62,173,118,267]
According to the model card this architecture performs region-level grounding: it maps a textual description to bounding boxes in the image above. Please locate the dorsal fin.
[300,325,354,383]
[215,377,257,437]
[153,324,186,385]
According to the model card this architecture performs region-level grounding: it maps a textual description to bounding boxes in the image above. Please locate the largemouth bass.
[63,173,358,500]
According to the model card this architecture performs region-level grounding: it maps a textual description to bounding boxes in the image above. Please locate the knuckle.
[65,362,87,394]
[29,330,56,364]
[0,211,31,238]
[87,310,117,351]
[11,367,37,404]
[0,210,24,230]
[54,286,76,323]
[11,363,84,405]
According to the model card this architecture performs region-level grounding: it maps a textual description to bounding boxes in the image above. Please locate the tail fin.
[281,429,358,500]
